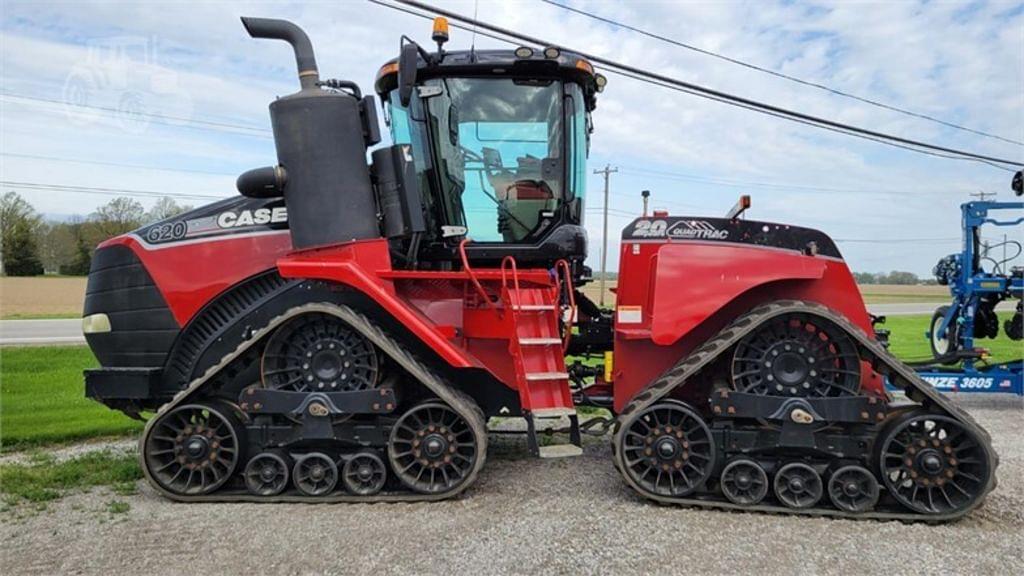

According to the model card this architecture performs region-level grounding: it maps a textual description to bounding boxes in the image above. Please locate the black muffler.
[240,17,380,250]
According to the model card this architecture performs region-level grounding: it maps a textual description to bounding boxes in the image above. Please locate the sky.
[1,0,1022,276]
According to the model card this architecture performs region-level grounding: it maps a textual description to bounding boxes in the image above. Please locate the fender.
[648,242,832,345]
[276,239,480,369]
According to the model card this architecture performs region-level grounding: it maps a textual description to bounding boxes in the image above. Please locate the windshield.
[389,77,571,243]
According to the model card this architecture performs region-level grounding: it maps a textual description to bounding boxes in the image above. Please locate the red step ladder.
[501,258,582,458]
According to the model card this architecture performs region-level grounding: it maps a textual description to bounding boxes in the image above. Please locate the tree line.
[0,192,192,276]
[852,271,932,285]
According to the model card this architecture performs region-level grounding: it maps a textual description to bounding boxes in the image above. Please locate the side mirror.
[1013,170,1022,197]
[398,42,419,107]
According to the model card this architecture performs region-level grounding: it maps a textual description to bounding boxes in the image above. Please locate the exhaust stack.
[241,17,320,90]
[240,17,381,250]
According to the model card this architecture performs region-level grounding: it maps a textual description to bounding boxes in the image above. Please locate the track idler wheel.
[388,401,480,494]
[144,402,243,496]
[244,452,291,496]
[343,452,387,496]
[828,465,879,513]
[774,462,823,509]
[619,401,716,497]
[878,411,992,515]
[720,458,769,505]
[293,453,338,496]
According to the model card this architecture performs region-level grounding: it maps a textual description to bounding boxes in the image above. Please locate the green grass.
[1,346,143,450]
[0,451,141,504]
[883,313,1021,364]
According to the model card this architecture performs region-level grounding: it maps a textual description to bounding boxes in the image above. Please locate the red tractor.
[83,17,996,519]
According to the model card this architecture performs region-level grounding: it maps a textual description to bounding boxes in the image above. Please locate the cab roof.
[374,48,602,110]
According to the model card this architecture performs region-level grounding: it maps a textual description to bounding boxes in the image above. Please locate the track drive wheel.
[732,312,860,397]
[262,313,379,392]
[618,401,716,497]
[388,401,480,494]
[774,462,823,509]
[144,402,243,496]
[878,411,992,515]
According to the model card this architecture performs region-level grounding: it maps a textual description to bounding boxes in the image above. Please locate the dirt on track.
[1,395,1021,576]
[0,277,86,318]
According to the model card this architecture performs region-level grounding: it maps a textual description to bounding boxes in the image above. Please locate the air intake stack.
[240,17,380,249]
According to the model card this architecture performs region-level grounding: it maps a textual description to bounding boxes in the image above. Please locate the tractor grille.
[84,245,179,367]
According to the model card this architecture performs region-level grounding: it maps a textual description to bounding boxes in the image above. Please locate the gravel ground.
[1,395,1021,576]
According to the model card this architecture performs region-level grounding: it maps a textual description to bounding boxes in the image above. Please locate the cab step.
[519,337,562,346]
[525,371,570,381]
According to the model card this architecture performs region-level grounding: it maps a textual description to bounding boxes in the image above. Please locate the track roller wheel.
[828,465,879,513]
[619,401,716,497]
[720,458,769,505]
[292,453,338,496]
[243,452,290,496]
[878,411,992,515]
[388,401,480,494]
[144,402,243,496]
[774,462,823,509]
[342,452,387,495]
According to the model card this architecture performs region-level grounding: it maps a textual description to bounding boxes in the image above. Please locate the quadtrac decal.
[139,198,289,245]
[620,216,843,258]
[629,219,726,240]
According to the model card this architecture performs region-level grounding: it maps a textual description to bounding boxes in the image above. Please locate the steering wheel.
[459,145,483,164]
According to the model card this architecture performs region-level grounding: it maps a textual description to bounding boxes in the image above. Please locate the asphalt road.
[0,395,1021,575]
[0,318,84,345]
[2,302,1015,346]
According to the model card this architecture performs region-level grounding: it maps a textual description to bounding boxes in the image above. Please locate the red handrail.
[555,259,576,352]
[459,238,495,310]
[500,256,522,307]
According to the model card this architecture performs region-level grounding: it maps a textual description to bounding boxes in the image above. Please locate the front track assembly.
[140,303,487,503]
[612,300,998,522]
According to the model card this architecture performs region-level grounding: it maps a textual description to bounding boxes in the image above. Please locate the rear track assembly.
[612,300,998,522]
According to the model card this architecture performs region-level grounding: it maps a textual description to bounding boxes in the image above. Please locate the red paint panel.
[103,232,293,326]
[650,243,827,345]
[613,240,882,412]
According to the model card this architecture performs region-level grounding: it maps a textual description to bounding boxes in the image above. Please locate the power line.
[1,152,240,177]
[0,91,272,138]
[1,180,227,201]
[834,237,961,244]
[540,0,1023,147]
[384,1,1022,170]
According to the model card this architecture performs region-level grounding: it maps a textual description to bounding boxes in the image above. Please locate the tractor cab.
[374,23,604,270]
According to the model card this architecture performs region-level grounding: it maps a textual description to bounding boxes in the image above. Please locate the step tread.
[525,371,570,381]
[513,304,557,311]
[538,444,584,458]
[519,337,562,345]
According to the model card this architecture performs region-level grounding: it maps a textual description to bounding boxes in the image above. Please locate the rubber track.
[611,300,999,523]
[140,302,488,503]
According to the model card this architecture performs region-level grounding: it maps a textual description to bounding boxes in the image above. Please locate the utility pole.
[594,164,618,307]
[971,191,996,202]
